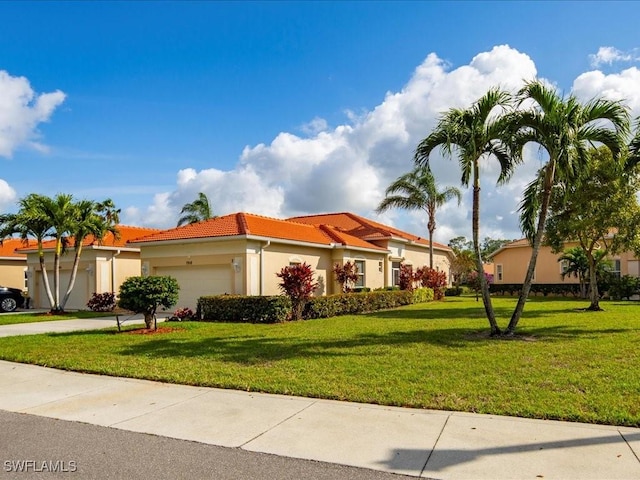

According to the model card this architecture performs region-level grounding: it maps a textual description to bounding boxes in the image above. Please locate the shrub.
[303,290,414,319]
[118,276,179,330]
[172,307,195,321]
[415,267,447,300]
[276,262,318,320]
[333,261,359,293]
[445,287,462,297]
[608,275,640,300]
[412,287,434,303]
[198,295,291,323]
[86,292,116,312]
[399,264,414,291]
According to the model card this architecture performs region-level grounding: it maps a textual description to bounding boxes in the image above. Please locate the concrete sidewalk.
[0,313,164,337]
[0,360,639,479]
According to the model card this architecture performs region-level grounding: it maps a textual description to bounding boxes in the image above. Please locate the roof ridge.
[236,212,250,235]
[317,224,344,244]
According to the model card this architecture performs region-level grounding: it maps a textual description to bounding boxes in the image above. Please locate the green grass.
[0,310,113,326]
[0,296,638,426]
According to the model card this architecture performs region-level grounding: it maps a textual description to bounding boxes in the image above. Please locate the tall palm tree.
[507,80,630,333]
[377,166,461,269]
[414,88,516,336]
[177,192,214,226]
[60,199,120,310]
[627,117,640,171]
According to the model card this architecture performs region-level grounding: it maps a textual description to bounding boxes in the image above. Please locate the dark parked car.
[0,286,25,313]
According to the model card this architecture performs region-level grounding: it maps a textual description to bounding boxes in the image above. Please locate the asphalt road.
[0,410,417,480]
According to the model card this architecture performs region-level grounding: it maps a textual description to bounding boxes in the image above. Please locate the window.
[355,260,365,288]
[560,260,570,275]
[23,269,28,290]
[612,259,621,278]
[392,261,401,287]
[496,264,503,282]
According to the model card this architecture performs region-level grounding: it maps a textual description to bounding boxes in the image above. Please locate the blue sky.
[1,1,640,242]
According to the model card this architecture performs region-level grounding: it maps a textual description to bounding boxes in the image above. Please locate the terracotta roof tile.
[17,226,160,252]
[0,238,35,258]
[288,212,452,251]
[130,213,388,251]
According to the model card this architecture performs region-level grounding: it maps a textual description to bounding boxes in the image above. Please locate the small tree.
[118,276,180,330]
[333,261,358,293]
[415,266,447,300]
[467,271,493,301]
[398,264,415,291]
[276,263,318,320]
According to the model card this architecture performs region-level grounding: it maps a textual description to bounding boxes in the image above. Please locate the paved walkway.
[0,318,639,479]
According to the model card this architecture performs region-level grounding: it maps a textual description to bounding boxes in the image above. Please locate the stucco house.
[19,225,160,310]
[490,238,638,285]
[0,238,34,291]
[129,212,454,310]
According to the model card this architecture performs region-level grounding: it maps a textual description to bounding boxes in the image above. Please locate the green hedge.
[199,288,431,323]
[489,283,581,297]
[303,290,414,319]
[412,287,434,303]
[198,295,291,323]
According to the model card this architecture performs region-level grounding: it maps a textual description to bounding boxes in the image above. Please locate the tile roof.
[287,212,452,251]
[16,226,161,252]
[0,238,35,258]
[130,213,388,251]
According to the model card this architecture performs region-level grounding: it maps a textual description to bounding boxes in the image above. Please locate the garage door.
[37,270,89,311]
[154,265,232,310]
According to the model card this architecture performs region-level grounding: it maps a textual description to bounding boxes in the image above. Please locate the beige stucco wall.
[492,242,580,284]
[26,248,142,309]
[0,260,27,290]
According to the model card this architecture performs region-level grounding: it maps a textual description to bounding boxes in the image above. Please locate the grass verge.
[0,311,114,326]
[0,296,638,426]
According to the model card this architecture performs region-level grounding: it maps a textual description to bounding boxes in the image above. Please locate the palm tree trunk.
[38,249,55,308]
[52,238,62,312]
[61,246,83,311]
[428,225,435,269]
[507,162,556,333]
[472,165,500,335]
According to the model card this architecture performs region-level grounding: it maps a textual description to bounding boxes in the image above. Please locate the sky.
[1,1,640,244]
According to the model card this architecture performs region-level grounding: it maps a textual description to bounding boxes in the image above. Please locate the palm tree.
[507,80,630,332]
[177,192,214,226]
[627,117,640,171]
[558,247,607,300]
[414,88,516,336]
[60,199,120,310]
[376,166,461,269]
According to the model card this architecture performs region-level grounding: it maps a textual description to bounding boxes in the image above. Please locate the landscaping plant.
[276,263,318,320]
[118,276,179,330]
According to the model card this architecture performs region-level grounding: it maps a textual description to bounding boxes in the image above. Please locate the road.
[0,410,416,480]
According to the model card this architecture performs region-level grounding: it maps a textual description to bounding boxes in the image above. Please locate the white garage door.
[37,270,89,311]
[154,265,232,310]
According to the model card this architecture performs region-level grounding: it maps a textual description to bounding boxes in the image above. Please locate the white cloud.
[0,178,17,212]
[0,70,66,158]
[130,45,541,240]
[572,67,640,116]
[589,47,639,67]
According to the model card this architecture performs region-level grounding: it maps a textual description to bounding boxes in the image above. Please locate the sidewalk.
[1,318,639,479]
[0,313,163,337]
[1,358,639,480]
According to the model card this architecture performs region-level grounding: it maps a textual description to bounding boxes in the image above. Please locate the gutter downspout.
[111,249,121,293]
[260,241,270,295]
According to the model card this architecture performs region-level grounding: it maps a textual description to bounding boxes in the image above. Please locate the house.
[0,238,33,291]
[129,212,454,310]
[19,226,160,310]
[489,238,638,285]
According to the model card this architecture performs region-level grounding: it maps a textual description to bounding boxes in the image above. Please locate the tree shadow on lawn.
[110,322,630,365]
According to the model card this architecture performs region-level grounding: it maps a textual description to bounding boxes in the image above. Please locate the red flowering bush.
[87,292,116,312]
[276,262,319,320]
[333,261,359,293]
[415,267,447,300]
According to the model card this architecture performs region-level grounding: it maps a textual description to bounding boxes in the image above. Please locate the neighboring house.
[489,238,637,284]
[129,212,454,310]
[0,238,33,291]
[18,226,160,310]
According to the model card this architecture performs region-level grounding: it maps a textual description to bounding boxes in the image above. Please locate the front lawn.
[0,311,114,326]
[0,296,638,426]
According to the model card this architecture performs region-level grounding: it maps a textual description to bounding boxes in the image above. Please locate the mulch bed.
[124,326,185,335]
